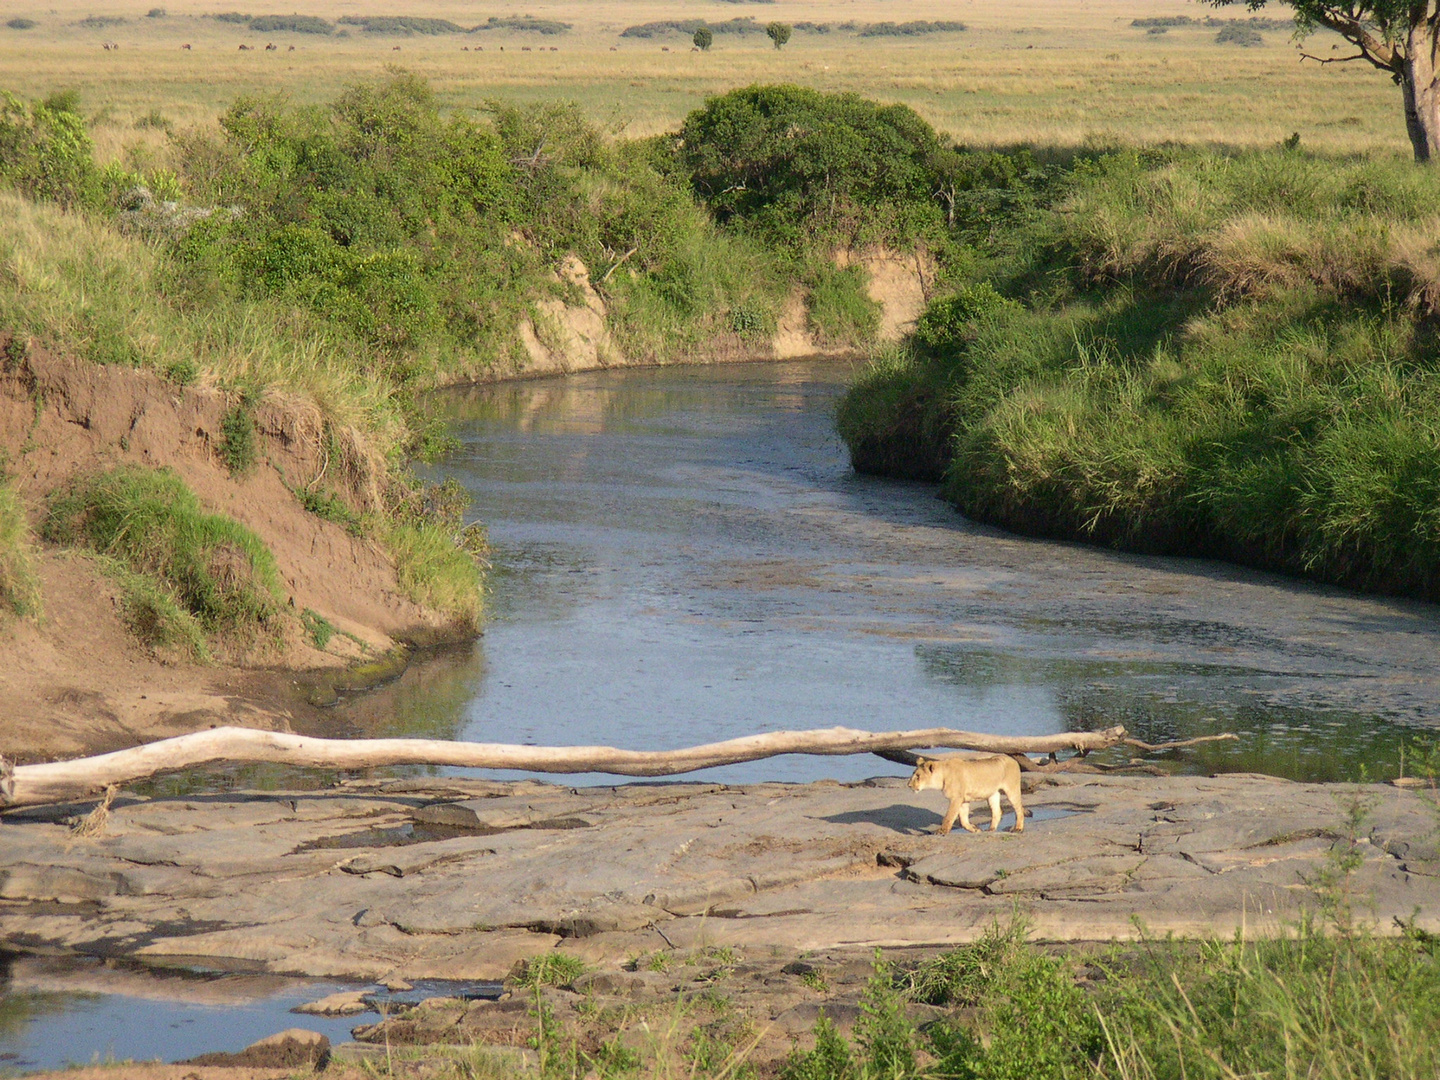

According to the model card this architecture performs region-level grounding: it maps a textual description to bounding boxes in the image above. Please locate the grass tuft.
[515,952,587,989]
[43,465,282,641]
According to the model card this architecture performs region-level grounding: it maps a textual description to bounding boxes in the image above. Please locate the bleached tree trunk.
[0,724,1141,810]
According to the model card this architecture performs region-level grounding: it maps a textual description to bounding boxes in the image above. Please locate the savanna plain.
[3,0,1440,1078]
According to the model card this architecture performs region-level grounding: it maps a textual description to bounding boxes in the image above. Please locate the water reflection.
[0,957,366,1074]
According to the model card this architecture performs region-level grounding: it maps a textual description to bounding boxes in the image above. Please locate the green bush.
[858,20,967,36]
[43,466,283,637]
[0,479,40,618]
[5,18,37,30]
[620,18,762,38]
[168,74,785,376]
[0,92,98,207]
[337,15,465,34]
[676,84,947,250]
[246,14,332,34]
[912,281,1019,356]
[1216,23,1265,46]
[473,15,570,34]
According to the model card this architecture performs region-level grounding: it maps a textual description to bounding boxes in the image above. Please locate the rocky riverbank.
[2,772,1435,980]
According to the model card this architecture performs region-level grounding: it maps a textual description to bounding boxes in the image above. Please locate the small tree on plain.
[766,22,791,49]
[1206,0,1440,163]
[693,25,712,50]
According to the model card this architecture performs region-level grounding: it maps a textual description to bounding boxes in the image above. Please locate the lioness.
[907,754,1024,834]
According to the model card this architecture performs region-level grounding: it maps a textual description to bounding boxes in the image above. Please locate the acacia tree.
[1212,1,1440,161]
[766,21,791,49]
[693,25,712,50]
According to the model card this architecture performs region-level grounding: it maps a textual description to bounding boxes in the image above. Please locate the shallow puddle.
[0,957,372,1074]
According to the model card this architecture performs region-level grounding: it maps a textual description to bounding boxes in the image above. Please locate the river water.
[365,358,1440,785]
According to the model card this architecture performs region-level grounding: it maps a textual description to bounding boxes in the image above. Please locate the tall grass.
[778,917,1440,1080]
[840,147,1440,602]
[0,190,408,459]
[0,477,39,618]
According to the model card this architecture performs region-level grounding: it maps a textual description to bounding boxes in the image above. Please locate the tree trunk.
[1401,23,1440,163]
[0,724,1138,810]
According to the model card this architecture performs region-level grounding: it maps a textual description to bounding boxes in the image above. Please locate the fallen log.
[0,724,1141,810]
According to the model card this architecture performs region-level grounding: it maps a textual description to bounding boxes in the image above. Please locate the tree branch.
[1299,49,1370,63]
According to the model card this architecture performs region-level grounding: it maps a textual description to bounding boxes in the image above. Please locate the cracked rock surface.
[0,774,1436,979]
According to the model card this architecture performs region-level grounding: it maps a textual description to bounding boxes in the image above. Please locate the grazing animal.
[462,45,469,50]
[264,42,276,50]
[392,45,401,51]
[238,43,252,50]
[287,44,294,50]
[609,45,617,51]
[549,46,557,51]
[661,46,669,51]
[180,42,191,50]
[907,754,1025,835]
[521,45,530,51]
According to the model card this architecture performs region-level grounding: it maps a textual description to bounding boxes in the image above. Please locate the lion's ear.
[914,757,933,767]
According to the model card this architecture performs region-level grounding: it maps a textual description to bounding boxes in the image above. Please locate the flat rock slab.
[0,775,1436,979]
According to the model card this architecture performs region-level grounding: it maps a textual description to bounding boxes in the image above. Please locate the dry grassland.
[0,0,1407,158]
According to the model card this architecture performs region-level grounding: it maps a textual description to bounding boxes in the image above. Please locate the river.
[364,358,1440,785]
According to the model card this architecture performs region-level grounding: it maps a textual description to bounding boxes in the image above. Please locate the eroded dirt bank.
[2,774,1435,979]
[0,340,461,764]
[504,248,931,379]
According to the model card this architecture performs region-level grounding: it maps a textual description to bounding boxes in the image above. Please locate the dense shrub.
[676,85,947,249]
[1216,23,1265,46]
[0,92,98,206]
[474,16,570,34]
[4,18,37,30]
[166,73,788,376]
[246,14,332,33]
[621,18,762,38]
[338,15,463,34]
[858,20,967,36]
